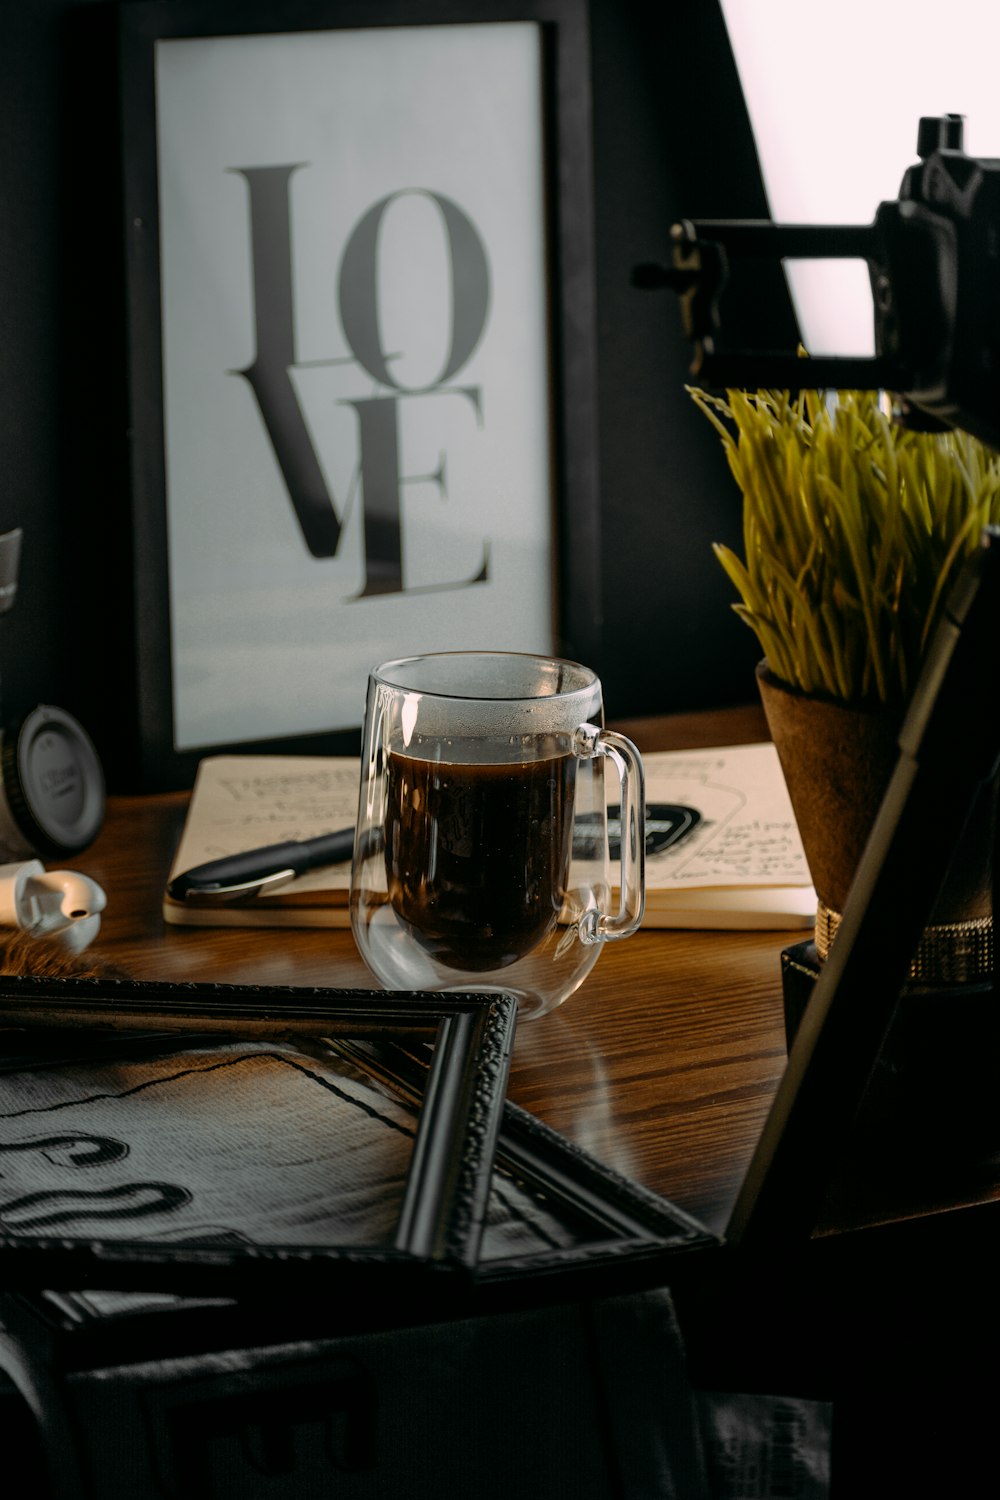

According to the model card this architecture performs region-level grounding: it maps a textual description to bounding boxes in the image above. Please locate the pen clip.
[167,867,299,904]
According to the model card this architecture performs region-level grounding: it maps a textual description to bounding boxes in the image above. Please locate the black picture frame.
[0,975,715,1316]
[116,0,600,792]
[0,980,517,1298]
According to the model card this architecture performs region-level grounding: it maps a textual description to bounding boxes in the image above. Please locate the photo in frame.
[117,0,601,790]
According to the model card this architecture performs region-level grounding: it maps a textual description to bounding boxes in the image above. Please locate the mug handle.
[575,723,646,941]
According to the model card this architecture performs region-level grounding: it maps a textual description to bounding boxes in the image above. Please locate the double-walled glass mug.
[350,652,645,1019]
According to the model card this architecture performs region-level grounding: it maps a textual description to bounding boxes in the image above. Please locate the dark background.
[0,0,796,788]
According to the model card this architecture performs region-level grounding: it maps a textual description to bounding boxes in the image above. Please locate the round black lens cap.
[0,705,106,859]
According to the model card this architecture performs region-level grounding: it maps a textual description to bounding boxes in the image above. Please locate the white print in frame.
[154,22,554,752]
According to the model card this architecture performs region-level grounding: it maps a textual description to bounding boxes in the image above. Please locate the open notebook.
[162,742,816,932]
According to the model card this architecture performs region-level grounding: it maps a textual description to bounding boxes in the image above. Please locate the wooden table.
[57,700,1000,1250]
[13,704,1000,1493]
[75,704,781,1240]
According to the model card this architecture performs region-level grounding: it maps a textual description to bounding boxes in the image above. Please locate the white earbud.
[0,860,107,954]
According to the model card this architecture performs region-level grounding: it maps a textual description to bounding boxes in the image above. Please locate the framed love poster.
[117,0,600,789]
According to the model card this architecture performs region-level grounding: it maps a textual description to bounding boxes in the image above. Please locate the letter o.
[338,189,490,392]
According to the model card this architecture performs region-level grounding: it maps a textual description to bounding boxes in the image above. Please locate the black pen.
[166,828,356,904]
[167,802,701,905]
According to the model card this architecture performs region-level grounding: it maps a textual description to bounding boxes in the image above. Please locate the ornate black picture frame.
[0,981,517,1297]
[0,975,715,1314]
[115,0,600,791]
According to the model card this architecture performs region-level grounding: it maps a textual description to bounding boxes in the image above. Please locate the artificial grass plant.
[691,383,1000,704]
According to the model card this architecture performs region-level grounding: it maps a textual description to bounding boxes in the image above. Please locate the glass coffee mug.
[350,652,645,1018]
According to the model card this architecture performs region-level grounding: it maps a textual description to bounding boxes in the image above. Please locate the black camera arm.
[640,114,1000,450]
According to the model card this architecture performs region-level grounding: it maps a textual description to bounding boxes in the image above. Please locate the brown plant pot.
[755,661,995,955]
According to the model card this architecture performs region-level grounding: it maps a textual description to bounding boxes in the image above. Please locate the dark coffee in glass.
[351,652,645,1019]
[384,745,576,971]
